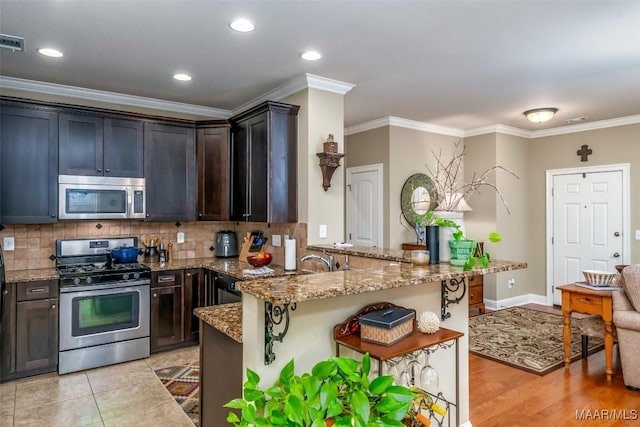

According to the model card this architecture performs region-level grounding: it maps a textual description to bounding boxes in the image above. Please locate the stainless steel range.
[56,237,150,374]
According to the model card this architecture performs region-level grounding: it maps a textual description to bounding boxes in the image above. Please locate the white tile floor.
[0,346,199,427]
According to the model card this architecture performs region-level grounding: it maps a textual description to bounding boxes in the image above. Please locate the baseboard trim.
[484,293,549,311]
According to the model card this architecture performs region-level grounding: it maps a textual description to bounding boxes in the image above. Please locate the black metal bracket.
[441,277,467,321]
[264,301,297,365]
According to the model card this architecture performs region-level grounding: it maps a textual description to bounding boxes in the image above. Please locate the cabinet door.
[197,125,229,221]
[104,118,144,177]
[59,113,103,176]
[0,106,58,223]
[144,123,196,221]
[230,121,248,221]
[183,268,205,343]
[246,114,268,222]
[0,282,16,380]
[150,285,183,351]
[16,298,58,372]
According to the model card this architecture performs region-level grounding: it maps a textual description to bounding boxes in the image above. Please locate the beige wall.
[284,88,346,245]
[389,127,458,249]
[527,123,640,297]
[345,127,390,246]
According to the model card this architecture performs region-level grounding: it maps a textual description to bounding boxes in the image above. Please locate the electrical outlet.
[635,229,640,240]
[3,237,15,251]
[319,224,327,239]
[177,232,185,244]
[508,278,516,288]
[272,234,281,247]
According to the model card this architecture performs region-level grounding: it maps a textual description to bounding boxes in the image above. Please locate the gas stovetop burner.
[57,262,148,276]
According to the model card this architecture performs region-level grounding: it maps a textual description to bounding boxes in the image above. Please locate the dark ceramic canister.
[426,225,439,264]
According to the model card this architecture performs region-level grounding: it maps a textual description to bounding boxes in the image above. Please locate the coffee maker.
[215,231,238,258]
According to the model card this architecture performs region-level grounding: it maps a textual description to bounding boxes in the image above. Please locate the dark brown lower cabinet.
[184,268,206,344]
[150,283,183,351]
[199,320,242,427]
[1,279,58,382]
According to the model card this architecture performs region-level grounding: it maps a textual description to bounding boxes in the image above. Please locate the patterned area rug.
[469,306,605,375]
[155,363,200,426]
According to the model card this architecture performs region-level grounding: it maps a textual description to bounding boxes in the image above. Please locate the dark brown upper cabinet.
[0,104,59,224]
[59,113,144,177]
[196,122,230,221]
[144,123,196,221]
[229,101,299,223]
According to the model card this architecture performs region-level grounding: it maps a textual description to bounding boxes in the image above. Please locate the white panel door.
[346,164,383,247]
[552,171,623,304]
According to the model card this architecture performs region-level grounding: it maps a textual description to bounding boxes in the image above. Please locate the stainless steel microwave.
[59,175,145,220]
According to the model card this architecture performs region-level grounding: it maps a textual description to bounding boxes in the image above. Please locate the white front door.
[346,164,383,247]
[551,170,624,304]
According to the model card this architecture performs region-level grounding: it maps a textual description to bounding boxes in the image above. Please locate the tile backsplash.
[0,221,308,271]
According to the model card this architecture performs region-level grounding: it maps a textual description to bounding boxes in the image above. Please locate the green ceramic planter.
[449,240,477,266]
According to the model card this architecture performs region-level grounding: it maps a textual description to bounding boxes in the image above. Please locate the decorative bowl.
[247,252,272,267]
[410,250,430,266]
[582,270,617,286]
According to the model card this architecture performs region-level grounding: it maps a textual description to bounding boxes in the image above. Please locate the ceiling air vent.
[0,34,25,52]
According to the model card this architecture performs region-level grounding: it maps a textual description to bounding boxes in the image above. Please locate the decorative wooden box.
[359,307,415,346]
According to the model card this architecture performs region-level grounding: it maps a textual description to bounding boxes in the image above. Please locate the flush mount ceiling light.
[172,73,192,81]
[523,107,558,123]
[301,50,322,61]
[230,18,255,32]
[38,48,63,58]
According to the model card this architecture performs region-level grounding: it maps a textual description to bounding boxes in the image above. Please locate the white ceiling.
[1,0,639,132]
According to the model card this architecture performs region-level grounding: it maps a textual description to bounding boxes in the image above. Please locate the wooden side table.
[557,284,616,380]
[401,243,426,251]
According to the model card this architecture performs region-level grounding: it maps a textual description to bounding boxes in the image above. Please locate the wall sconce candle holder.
[316,151,345,191]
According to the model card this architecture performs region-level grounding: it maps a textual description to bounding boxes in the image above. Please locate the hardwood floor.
[469,304,639,426]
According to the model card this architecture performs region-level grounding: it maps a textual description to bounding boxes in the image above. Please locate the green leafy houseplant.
[225,354,415,427]
[437,220,502,270]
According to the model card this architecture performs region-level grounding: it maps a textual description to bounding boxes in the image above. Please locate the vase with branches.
[425,140,518,263]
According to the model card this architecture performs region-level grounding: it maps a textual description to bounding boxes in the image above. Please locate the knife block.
[239,234,264,260]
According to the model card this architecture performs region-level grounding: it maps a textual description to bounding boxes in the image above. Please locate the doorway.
[546,164,630,305]
[346,163,383,247]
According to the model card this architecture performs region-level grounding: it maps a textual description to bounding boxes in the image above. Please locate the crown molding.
[528,114,640,138]
[0,76,232,118]
[344,116,465,137]
[464,124,530,138]
[232,73,355,116]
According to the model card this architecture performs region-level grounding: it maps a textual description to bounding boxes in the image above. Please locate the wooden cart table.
[557,284,617,380]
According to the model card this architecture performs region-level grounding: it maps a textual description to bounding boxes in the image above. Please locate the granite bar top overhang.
[194,302,242,343]
[306,244,410,263]
[236,260,527,304]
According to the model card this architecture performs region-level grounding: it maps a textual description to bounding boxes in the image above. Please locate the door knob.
[613,252,620,258]
[614,232,620,237]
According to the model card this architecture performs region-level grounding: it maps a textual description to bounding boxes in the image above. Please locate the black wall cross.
[577,144,593,162]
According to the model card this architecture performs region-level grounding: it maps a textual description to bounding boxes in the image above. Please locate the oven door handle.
[59,279,150,293]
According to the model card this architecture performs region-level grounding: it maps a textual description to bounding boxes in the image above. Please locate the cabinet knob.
[153,293,158,298]
[146,214,150,217]
[470,294,475,298]
[97,168,102,172]
[51,214,56,218]
[187,273,191,277]
[198,213,203,217]
[51,304,56,309]
[105,168,110,172]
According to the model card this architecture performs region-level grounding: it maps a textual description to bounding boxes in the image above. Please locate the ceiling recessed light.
[301,50,322,61]
[230,19,255,32]
[173,73,192,81]
[38,48,63,58]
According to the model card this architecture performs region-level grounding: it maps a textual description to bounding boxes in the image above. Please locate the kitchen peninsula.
[196,255,527,427]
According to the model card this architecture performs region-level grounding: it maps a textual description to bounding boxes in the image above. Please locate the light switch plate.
[636,230,640,240]
[177,232,185,244]
[3,237,15,251]
[319,224,327,239]
[272,234,281,247]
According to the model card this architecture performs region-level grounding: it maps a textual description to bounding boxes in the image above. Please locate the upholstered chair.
[612,264,640,390]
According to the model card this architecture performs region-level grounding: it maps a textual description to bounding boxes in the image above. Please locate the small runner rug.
[469,306,604,375]
[155,362,200,426]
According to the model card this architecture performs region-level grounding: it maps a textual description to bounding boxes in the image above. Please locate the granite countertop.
[194,303,242,343]
[237,260,528,304]
[5,268,58,283]
[306,244,410,263]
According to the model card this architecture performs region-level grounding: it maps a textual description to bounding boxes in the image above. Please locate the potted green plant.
[225,353,416,427]
[439,220,502,270]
